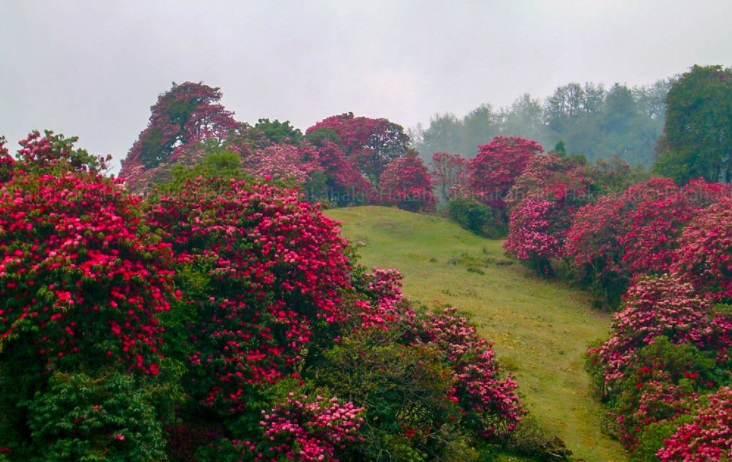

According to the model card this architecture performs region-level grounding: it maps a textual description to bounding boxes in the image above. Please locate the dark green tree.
[654,65,732,184]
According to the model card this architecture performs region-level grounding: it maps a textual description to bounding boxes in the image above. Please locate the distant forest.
[410,79,674,167]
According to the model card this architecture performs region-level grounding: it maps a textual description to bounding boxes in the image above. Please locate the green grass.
[325,206,627,462]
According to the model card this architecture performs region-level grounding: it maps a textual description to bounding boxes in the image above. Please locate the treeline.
[412,79,673,167]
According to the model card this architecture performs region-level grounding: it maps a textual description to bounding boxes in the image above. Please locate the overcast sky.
[1,0,730,172]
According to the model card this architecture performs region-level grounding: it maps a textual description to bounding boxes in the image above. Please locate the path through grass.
[325,206,627,462]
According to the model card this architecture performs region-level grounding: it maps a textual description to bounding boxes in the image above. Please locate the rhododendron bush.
[675,197,732,303]
[306,112,410,187]
[566,178,730,306]
[378,155,436,212]
[658,387,732,461]
[469,136,543,210]
[585,273,732,456]
[144,176,354,415]
[0,137,178,459]
[504,153,593,273]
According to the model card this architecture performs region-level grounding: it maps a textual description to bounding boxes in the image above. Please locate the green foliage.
[21,365,183,462]
[654,65,732,184]
[448,198,507,238]
[313,327,471,460]
[631,415,692,462]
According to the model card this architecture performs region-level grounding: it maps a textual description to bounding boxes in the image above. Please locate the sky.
[1,0,731,173]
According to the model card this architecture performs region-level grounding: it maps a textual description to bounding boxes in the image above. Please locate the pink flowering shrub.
[658,387,732,461]
[675,198,732,302]
[378,155,436,212]
[255,393,365,461]
[468,136,543,210]
[503,198,560,267]
[242,143,321,184]
[588,274,713,391]
[504,154,593,273]
[420,307,524,439]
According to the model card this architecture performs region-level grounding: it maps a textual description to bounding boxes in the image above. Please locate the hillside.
[325,206,627,462]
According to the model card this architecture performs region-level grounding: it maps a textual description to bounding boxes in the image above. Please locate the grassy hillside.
[324,206,627,462]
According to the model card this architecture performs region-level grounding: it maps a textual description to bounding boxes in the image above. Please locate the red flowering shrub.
[0,171,174,374]
[431,152,468,201]
[306,112,410,187]
[468,136,543,209]
[304,139,371,206]
[566,178,686,304]
[144,176,353,414]
[675,198,732,302]
[378,155,436,212]
[658,387,732,461]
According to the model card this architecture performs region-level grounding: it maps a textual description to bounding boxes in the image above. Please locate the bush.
[448,198,507,238]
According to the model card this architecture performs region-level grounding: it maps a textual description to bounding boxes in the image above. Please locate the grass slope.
[325,206,627,462]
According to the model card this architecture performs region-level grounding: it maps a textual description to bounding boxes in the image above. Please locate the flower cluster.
[145,176,353,412]
[658,387,732,461]
[256,393,365,461]
[0,171,174,374]
[468,136,543,209]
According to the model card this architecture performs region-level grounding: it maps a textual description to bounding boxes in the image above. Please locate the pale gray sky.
[1,0,730,172]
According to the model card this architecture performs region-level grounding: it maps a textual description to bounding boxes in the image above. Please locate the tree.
[468,136,543,210]
[654,65,732,184]
[120,81,246,192]
[379,155,436,212]
[460,104,501,156]
[430,152,468,201]
[306,113,410,187]
[414,113,464,159]
[503,153,593,273]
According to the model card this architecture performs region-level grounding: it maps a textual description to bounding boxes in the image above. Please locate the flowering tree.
[504,153,593,273]
[468,136,543,209]
[430,152,468,201]
[0,139,177,458]
[378,155,436,212]
[145,176,354,416]
[120,81,246,192]
[306,112,410,187]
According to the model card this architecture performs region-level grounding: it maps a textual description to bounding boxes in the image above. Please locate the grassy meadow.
[325,206,627,462]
